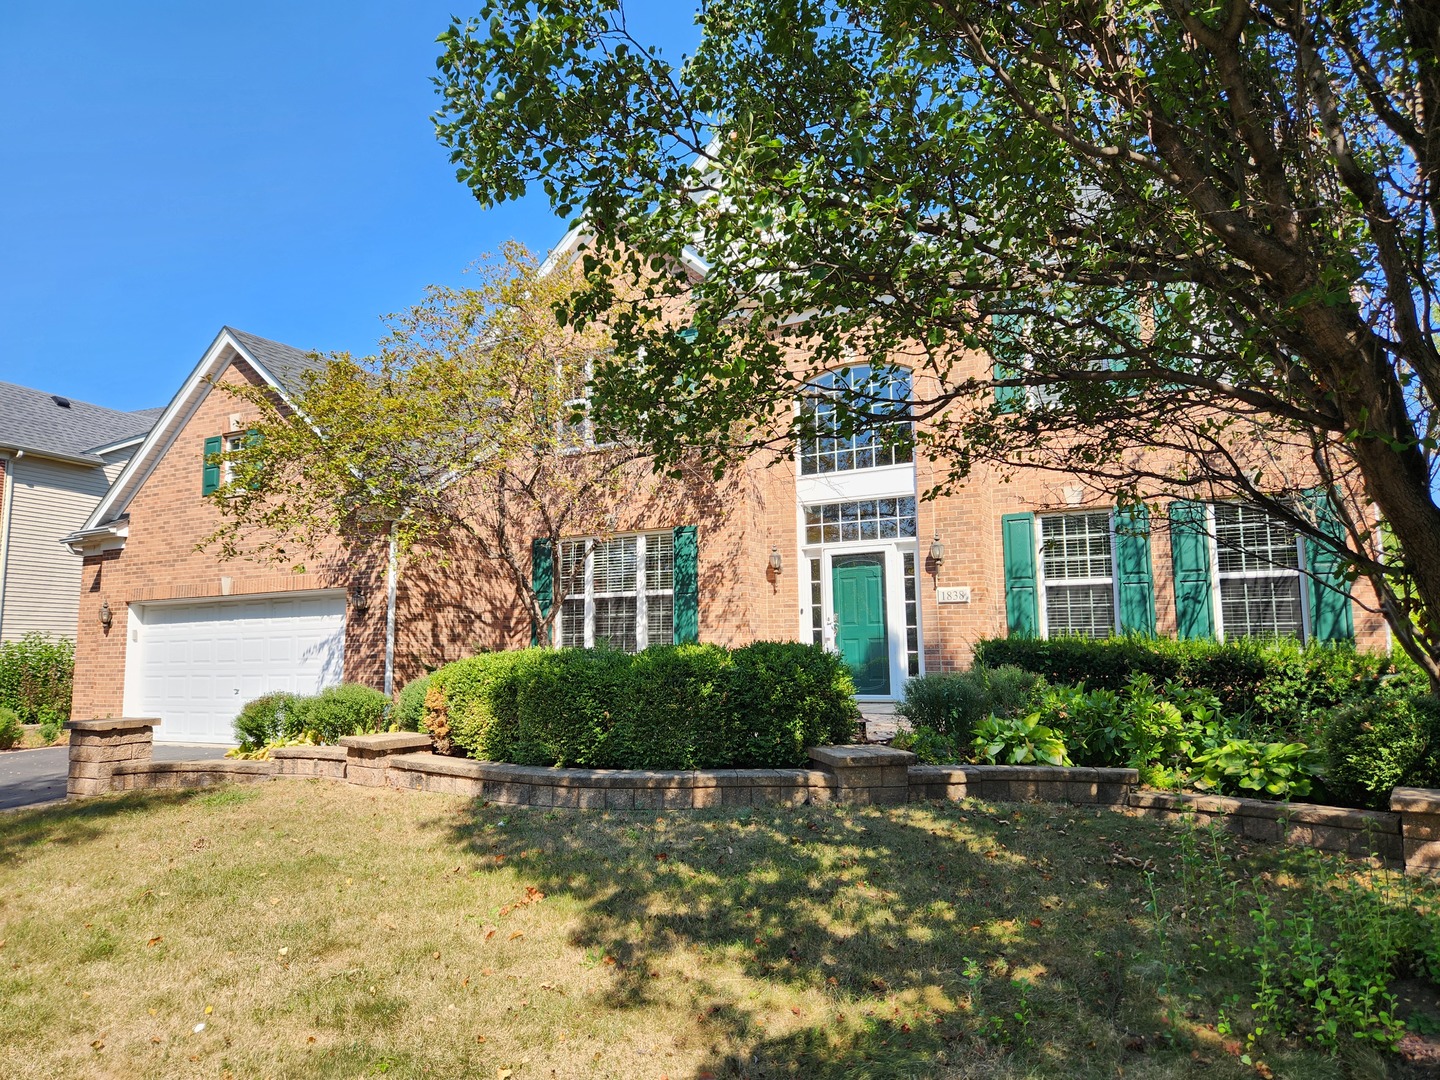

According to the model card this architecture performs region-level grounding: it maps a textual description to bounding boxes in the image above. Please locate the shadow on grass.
[438,797,1251,1079]
[0,790,205,866]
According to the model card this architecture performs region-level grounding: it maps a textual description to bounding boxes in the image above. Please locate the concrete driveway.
[0,743,233,811]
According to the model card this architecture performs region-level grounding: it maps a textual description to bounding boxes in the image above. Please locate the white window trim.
[1035,510,1120,640]
[1207,504,1310,642]
[560,531,673,651]
[794,365,914,478]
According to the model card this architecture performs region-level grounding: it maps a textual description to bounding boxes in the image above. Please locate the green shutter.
[1168,500,1215,640]
[531,538,554,646]
[672,525,699,643]
[992,314,1026,414]
[201,435,222,496]
[1114,506,1156,634]
[1303,488,1355,642]
[1001,513,1039,636]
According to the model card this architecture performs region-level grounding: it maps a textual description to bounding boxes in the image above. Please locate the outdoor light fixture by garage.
[929,534,946,565]
[349,587,370,612]
[98,600,113,629]
[768,546,784,575]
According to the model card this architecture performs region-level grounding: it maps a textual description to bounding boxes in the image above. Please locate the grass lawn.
[0,781,1435,1079]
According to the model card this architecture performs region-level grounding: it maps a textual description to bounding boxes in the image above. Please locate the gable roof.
[0,382,160,464]
[65,326,327,547]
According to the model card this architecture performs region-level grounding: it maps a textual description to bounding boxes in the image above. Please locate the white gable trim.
[78,328,300,538]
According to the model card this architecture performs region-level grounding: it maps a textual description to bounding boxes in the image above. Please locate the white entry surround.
[124,591,347,743]
[796,462,922,700]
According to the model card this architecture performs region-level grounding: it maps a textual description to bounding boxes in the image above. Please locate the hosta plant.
[1189,738,1322,799]
[972,714,1071,767]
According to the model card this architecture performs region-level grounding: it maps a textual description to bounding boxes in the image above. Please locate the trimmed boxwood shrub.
[395,674,432,733]
[1322,683,1440,810]
[233,692,301,750]
[973,635,1404,739]
[290,683,391,744]
[232,684,390,749]
[431,641,857,769]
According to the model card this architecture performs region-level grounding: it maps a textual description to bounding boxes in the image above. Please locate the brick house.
[65,290,1385,744]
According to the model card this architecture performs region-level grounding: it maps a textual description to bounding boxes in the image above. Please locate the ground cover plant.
[904,639,1440,807]
[428,641,857,769]
[2,782,1437,1078]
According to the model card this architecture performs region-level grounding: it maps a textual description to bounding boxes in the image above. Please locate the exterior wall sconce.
[98,600,114,630]
[349,587,370,612]
[768,546,783,575]
[929,535,946,564]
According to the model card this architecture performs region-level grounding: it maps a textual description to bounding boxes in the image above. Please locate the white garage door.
[129,592,347,743]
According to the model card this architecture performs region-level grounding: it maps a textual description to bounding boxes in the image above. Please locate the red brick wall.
[70,349,1392,721]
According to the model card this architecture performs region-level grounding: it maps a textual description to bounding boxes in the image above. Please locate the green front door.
[832,553,890,695]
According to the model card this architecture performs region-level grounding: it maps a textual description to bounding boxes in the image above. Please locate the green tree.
[434,1,1440,685]
[204,243,646,653]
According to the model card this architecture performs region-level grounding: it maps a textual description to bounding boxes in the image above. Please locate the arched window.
[799,365,913,475]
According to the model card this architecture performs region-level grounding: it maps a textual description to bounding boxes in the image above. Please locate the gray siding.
[0,450,132,642]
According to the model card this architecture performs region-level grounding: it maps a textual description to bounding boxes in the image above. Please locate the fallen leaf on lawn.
[306,1036,316,1044]
[497,1068,513,1079]
[151,1037,162,1045]
[508,931,524,941]
[481,968,494,976]
[278,947,289,956]
[433,951,441,960]
[1028,919,1043,929]
[148,1009,158,1017]
[204,1005,213,1015]
[476,1035,487,1043]
[147,936,163,947]
[655,852,668,861]
[791,1007,802,1015]
[91,1040,104,1050]
[484,927,497,940]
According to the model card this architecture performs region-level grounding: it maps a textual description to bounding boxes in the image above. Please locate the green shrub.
[726,641,857,767]
[232,692,301,750]
[1190,738,1322,799]
[0,633,74,725]
[1322,683,1440,809]
[896,665,1041,745]
[972,713,1071,766]
[1033,674,1225,772]
[433,641,857,770]
[0,706,20,750]
[973,635,1402,738]
[395,674,432,733]
[289,683,391,744]
[890,724,965,764]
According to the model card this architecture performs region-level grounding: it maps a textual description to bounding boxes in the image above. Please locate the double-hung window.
[1039,512,1115,638]
[220,433,245,486]
[558,531,675,651]
[1213,503,1304,639]
[799,365,913,474]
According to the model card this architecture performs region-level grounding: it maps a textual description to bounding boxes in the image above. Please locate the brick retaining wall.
[62,721,1440,874]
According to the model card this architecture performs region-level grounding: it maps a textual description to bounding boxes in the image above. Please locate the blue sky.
[0,2,699,411]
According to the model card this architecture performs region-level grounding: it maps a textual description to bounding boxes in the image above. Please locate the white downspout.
[383,522,398,697]
[0,452,15,639]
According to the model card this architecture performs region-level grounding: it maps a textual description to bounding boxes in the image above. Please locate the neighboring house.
[66,278,1385,745]
[0,382,159,642]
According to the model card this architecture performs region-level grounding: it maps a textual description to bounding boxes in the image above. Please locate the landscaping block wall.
[64,723,1439,875]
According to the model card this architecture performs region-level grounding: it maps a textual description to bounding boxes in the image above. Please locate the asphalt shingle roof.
[225,327,329,396]
[0,382,160,461]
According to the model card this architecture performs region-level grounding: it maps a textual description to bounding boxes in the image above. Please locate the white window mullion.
[636,534,650,650]
[583,542,595,649]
